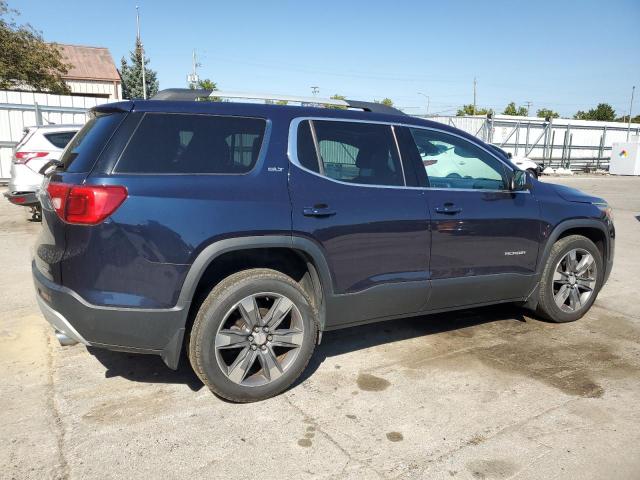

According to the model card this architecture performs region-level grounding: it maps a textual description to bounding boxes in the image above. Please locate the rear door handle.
[303,205,336,217]
[434,203,462,215]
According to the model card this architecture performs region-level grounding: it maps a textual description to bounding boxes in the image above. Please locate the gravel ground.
[1,175,639,480]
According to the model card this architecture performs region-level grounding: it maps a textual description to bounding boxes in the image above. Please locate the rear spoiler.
[150,89,406,116]
[91,101,134,114]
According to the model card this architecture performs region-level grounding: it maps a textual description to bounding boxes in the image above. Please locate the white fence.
[422,114,640,170]
[3,91,640,180]
[0,90,109,181]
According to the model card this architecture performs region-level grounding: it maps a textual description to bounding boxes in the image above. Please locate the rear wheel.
[537,235,603,322]
[189,268,318,402]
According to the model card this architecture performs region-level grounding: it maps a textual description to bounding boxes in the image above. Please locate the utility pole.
[627,85,636,141]
[187,49,200,88]
[525,101,533,117]
[473,77,477,115]
[136,5,147,99]
[417,92,430,116]
[311,86,319,96]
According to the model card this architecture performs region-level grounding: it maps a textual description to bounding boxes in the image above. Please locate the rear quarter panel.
[60,118,293,309]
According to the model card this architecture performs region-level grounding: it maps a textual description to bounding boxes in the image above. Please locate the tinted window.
[115,113,266,174]
[44,131,77,149]
[408,128,509,190]
[61,113,124,172]
[298,120,404,186]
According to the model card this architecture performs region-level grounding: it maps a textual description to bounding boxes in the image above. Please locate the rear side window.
[44,131,77,149]
[61,113,124,173]
[115,113,266,174]
[296,120,404,187]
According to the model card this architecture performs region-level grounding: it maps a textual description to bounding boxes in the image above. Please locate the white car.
[486,144,542,178]
[4,124,81,218]
[510,155,542,178]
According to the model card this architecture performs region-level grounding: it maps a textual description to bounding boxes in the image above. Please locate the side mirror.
[510,170,532,191]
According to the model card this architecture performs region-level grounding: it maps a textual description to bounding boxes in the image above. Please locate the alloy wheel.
[214,292,305,387]
[552,248,597,313]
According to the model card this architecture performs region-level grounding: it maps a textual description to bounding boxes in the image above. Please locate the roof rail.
[150,89,405,116]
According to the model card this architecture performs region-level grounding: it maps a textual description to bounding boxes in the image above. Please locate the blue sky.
[10,0,640,117]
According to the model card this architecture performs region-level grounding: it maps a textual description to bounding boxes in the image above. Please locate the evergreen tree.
[120,39,158,99]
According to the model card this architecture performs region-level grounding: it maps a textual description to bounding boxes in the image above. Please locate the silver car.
[4,124,81,219]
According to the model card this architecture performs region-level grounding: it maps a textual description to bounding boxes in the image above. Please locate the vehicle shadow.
[87,347,205,392]
[293,304,528,387]
[87,304,529,394]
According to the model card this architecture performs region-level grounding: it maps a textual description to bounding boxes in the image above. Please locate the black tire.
[537,235,603,323]
[189,268,318,402]
[527,168,538,179]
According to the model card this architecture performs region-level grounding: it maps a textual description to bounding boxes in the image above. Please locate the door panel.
[400,126,542,309]
[289,119,431,327]
[429,190,541,279]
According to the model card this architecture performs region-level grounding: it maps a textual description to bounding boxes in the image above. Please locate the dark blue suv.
[33,89,615,402]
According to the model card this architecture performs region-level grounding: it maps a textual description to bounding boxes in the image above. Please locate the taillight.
[14,151,49,164]
[46,183,128,225]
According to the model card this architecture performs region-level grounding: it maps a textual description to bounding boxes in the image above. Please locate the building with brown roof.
[56,44,122,100]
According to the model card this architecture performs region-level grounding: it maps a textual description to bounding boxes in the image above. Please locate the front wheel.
[189,269,318,402]
[537,235,603,323]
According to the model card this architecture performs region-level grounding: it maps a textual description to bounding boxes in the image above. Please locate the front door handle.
[303,205,336,217]
[434,203,462,215]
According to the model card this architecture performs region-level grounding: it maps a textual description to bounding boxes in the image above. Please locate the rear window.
[44,131,77,149]
[61,113,124,173]
[114,113,266,174]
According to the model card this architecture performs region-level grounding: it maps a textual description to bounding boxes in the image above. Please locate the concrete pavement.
[1,175,639,480]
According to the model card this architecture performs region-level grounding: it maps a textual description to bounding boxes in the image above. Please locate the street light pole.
[627,86,635,141]
[136,5,147,99]
[417,92,430,116]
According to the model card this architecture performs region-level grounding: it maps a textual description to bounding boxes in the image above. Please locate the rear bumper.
[33,261,188,369]
[4,190,39,207]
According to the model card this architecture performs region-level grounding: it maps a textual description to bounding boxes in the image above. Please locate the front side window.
[115,113,266,174]
[408,128,509,190]
[296,120,404,187]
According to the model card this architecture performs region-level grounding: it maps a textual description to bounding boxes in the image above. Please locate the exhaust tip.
[55,330,79,346]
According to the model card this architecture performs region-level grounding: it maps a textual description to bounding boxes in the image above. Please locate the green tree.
[189,78,219,101]
[573,103,616,121]
[536,108,560,119]
[120,38,158,99]
[375,98,394,107]
[502,102,528,116]
[193,78,217,91]
[457,104,492,116]
[0,1,70,93]
[327,93,347,109]
[615,114,640,123]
